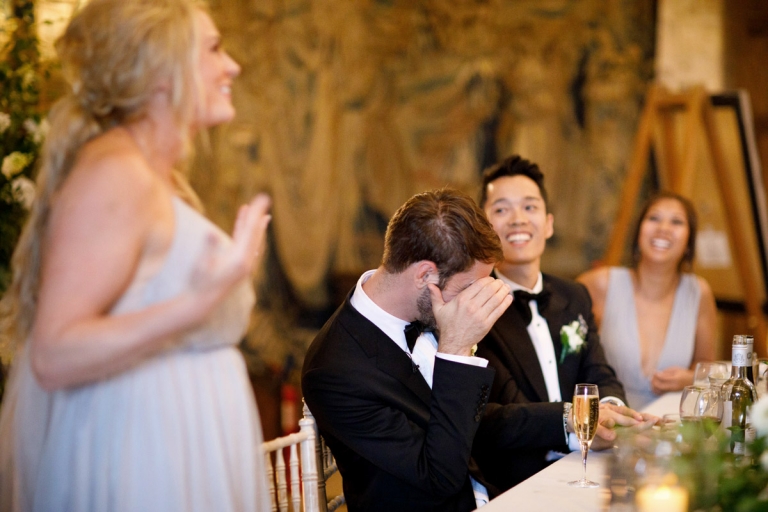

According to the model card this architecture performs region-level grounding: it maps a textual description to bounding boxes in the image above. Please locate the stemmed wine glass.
[693,362,728,389]
[679,385,702,426]
[696,386,724,438]
[680,385,724,440]
[568,384,600,488]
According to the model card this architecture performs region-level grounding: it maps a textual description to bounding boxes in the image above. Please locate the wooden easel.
[603,84,768,354]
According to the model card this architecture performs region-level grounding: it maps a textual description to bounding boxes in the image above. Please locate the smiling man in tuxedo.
[302,188,646,511]
[474,155,642,491]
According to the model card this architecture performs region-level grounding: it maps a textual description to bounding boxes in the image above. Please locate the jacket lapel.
[337,299,432,407]
[493,306,550,402]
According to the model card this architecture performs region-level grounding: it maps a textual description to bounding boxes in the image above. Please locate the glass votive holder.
[658,413,683,445]
[660,414,680,431]
[636,478,689,512]
[605,427,670,510]
[605,444,638,509]
[634,435,688,512]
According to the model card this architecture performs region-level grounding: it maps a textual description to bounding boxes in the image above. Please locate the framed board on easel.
[603,85,768,353]
[689,92,768,312]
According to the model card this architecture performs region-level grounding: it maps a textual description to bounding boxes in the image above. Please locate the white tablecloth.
[640,391,682,418]
[480,392,682,512]
[480,451,612,511]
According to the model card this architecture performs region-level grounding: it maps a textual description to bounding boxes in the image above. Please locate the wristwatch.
[562,401,572,444]
[600,397,625,407]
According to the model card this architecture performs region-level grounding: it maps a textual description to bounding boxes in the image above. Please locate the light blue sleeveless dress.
[1,197,269,512]
[599,267,700,409]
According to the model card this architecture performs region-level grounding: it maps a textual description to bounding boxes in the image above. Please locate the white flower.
[566,321,585,349]
[22,118,35,134]
[752,396,768,437]
[2,152,33,179]
[559,314,588,363]
[22,118,48,145]
[561,322,578,339]
[0,112,10,134]
[11,176,36,209]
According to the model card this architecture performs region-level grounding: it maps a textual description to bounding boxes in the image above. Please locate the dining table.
[479,391,683,512]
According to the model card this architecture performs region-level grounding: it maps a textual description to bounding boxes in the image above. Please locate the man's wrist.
[562,402,573,444]
[435,352,488,368]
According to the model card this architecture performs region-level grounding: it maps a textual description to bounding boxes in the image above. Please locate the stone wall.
[199,0,656,371]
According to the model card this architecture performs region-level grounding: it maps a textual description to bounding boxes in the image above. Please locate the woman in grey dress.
[577,192,717,408]
[0,1,272,510]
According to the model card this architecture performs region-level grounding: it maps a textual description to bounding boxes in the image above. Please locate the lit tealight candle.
[636,485,688,512]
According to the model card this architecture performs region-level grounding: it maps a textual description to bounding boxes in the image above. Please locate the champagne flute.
[568,383,600,488]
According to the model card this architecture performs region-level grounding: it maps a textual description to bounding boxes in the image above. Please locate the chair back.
[262,415,320,512]
[302,402,345,512]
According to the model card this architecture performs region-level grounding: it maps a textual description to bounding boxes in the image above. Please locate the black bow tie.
[404,321,434,352]
[512,289,551,326]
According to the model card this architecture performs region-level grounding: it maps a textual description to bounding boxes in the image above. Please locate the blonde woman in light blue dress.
[578,192,717,409]
[0,1,272,510]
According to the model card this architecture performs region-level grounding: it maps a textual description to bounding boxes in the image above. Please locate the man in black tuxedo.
[474,155,652,491]
[303,189,645,511]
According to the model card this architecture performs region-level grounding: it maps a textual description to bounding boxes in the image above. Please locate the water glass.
[693,362,728,389]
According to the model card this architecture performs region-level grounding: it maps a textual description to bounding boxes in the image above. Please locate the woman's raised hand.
[191,194,272,304]
[231,193,272,276]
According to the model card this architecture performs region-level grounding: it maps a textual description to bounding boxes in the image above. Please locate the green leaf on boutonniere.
[559,331,569,364]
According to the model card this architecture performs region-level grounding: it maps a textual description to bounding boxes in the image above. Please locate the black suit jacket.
[302,292,568,512]
[474,273,626,491]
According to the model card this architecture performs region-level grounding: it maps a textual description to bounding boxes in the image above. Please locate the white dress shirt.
[350,270,490,507]
[494,271,562,401]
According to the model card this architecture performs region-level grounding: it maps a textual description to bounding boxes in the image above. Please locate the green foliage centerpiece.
[609,400,768,511]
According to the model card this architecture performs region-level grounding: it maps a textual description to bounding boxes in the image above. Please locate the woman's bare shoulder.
[693,273,711,288]
[576,266,611,298]
[693,274,715,301]
[74,129,155,187]
[59,129,164,215]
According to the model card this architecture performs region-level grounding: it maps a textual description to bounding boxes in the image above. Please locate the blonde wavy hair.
[1,0,205,347]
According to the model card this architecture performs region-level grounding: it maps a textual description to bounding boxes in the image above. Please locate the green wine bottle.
[723,335,758,455]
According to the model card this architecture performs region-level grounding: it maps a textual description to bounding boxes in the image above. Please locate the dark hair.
[630,191,698,271]
[382,188,503,285]
[479,155,548,209]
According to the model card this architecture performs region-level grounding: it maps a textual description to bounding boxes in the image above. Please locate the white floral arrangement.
[754,397,768,437]
[3,158,37,209]
[0,112,43,291]
[753,397,768,471]
[559,314,587,363]
[0,0,50,294]
[2,124,43,210]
